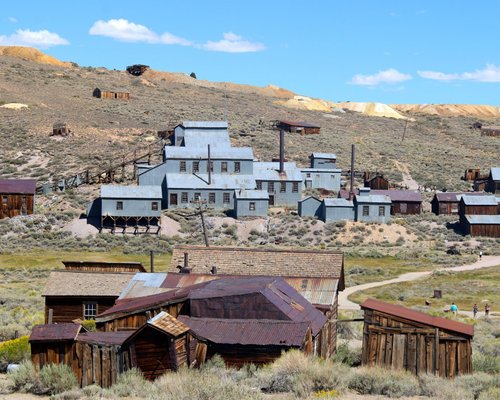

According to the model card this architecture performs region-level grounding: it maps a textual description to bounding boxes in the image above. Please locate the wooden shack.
[486,168,500,195]
[361,299,474,378]
[364,173,389,190]
[459,195,498,218]
[463,168,481,182]
[461,215,500,238]
[0,179,36,219]
[51,122,71,136]
[93,88,130,100]
[122,312,191,379]
[277,120,320,135]
[431,192,486,215]
[480,126,500,137]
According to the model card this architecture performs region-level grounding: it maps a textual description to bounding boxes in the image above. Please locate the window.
[83,302,97,320]
[249,202,256,211]
[280,182,286,193]
[256,181,262,190]
[194,193,201,201]
[207,161,214,173]
[292,182,299,193]
[306,173,311,178]
[180,161,186,172]
[268,182,275,193]
[362,206,369,216]
[221,162,228,173]
[116,201,123,210]
[209,193,216,204]
[234,162,241,173]
[181,192,188,203]
[152,202,158,211]
[223,192,230,204]
[193,161,200,173]
[379,206,385,216]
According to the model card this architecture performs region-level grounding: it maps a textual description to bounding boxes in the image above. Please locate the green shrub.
[473,352,500,374]
[455,372,500,399]
[9,360,43,394]
[419,374,473,400]
[108,368,149,397]
[80,319,96,332]
[479,387,500,400]
[0,335,30,364]
[349,367,420,398]
[331,341,361,366]
[39,363,78,395]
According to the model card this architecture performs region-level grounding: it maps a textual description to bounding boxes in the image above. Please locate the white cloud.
[418,64,500,82]
[0,29,69,47]
[202,32,265,53]
[350,68,412,86]
[89,19,192,46]
[8,17,18,23]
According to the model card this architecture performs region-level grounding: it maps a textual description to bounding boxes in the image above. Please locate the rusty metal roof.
[0,179,36,194]
[433,192,485,202]
[279,120,320,128]
[148,311,190,337]
[29,323,82,343]
[178,316,310,347]
[361,299,474,337]
[77,331,133,346]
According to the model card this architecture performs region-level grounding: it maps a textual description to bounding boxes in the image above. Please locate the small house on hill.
[480,126,500,137]
[51,122,71,137]
[364,173,389,190]
[93,88,130,100]
[486,167,500,195]
[361,299,474,378]
[430,192,485,215]
[277,120,321,135]
[0,179,36,219]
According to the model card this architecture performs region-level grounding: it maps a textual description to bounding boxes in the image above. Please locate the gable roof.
[62,261,146,273]
[465,215,500,224]
[169,245,344,283]
[432,192,485,202]
[178,316,310,347]
[29,323,82,343]
[43,270,134,297]
[490,167,500,181]
[324,198,353,207]
[0,179,36,194]
[77,331,133,346]
[101,185,162,199]
[148,311,190,336]
[118,272,168,299]
[361,299,474,337]
[279,120,320,128]
[311,152,336,159]
[461,195,498,206]
[178,121,228,129]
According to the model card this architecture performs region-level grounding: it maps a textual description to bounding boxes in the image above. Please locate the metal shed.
[233,189,269,218]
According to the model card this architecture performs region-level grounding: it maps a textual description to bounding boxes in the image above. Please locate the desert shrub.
[349,367,420,398]
[9,360,43,394]
[473,352,500,374]
[0,335,30,364]
[455,372,500,399]
[331,342,361,366]
[419,374,473,400]
[108,368,150,397]
[479,387,500,400]
[50,389,84,400]
[39,363,78,395]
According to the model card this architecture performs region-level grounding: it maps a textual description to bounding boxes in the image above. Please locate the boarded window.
[362,206,369,216]
[209,193,216,204]
[116,201,123,210]
[268,182,275,193]
[193,161,200,173]
[223,193,230,204]
[181,192,188,203]
[180,161,186,172]
[194,193,201,201]
[379,206,385,216]
[280,182,286,193]
[234,162,241,173]
[221,162,228,173]
[83,303,97,320]
[249,202,256,211]
[292,182,299,193]
[256,181,262,190]
[152,202,158,211]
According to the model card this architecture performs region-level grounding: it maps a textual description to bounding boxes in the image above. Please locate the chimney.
[207,144,211,185]
[210,266,217,275]
[279,128,285,174]
[150,250,154,273]
[349,144,355,201]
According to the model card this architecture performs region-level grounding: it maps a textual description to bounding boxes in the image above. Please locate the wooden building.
[277,120,321,135]
[486,168,500,195]
[364,173,389,190]
[93,88,130,100]
[461,215,500,238]
[51,122,71,137]
[42,262,135,323]
[459,195,498,220]
[463,168,481,182]
[361,299,474,378]
[339,189,422,215]
[431,192,485,215]
[0,179,36,219]
[480,126,500,137]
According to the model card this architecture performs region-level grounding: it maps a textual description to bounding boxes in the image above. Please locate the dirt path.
[393,160,419,190]
[339,255,500,313]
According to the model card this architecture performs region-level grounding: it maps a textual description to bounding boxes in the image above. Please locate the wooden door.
[170,193,178,206]
[269,195,275,206]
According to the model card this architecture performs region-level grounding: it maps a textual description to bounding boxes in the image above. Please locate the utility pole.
[192,199,210,247]
[402,119,409,142]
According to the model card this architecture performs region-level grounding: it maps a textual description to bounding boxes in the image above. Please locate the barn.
[361,299,474,378]
[0,179,36,219]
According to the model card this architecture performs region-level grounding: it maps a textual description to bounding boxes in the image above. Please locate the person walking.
[485,303,491,317]
[479,250,483,260]
[473,303,478,318]
[450,302,458,318]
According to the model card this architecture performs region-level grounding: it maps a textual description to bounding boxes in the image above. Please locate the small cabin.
[361,299,474,378]
[233,189,269,218]
[486,168,500,195]
[461,215,500,238]
[364,173,389,190]
[51,122,71,137]
[93,88,130,100]
[277,120,320,135]
[0,179,36,219]
[480,126,500,137]
[463,168,481,182]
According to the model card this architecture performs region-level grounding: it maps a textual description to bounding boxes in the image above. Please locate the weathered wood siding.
[464,222,500,238]
[391,202,421,215]
[0,193,34,219]
[362,309,472,377]
[45,297,117,323]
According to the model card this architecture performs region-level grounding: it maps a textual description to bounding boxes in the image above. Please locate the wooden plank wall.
[362,310,472,378]
[45,297,117,323]
[0,193,34,219]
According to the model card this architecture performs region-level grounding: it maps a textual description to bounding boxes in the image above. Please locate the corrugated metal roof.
[148,311,190,337]
[183,131,231,148]
[43,270,134,297]
[253,162,302,181]
[179,121,228,129]
[118,273,168,299]
[324,198,353,207]
[490,167,500,181]
[29,323,81,342]
[164,146,254,160]
[101,185,162,199]
[339,189,422,202]
[356,194,391,204]
[361,299,474,337]
[433,192,485,202]
[234,189,269,199]
[77,331,132,345]
[311,152,337,159]
[178,316,310,346]
[462,195,498,206]
[0,179,36,194]
[166,173,256,190]
[279,120,320,128]
[465,215,500,224]
[301,168,342,173]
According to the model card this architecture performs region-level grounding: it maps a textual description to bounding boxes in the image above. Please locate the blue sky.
[1,1,499,105]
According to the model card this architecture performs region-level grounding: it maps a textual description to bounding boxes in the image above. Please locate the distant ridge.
[0,46,73,68]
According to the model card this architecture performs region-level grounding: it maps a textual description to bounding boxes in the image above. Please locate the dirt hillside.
[0,46,72,68]
[334,102,409,120]
[391,103,500,118]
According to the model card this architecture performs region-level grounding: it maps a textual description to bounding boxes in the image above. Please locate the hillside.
[0,48,499,195]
